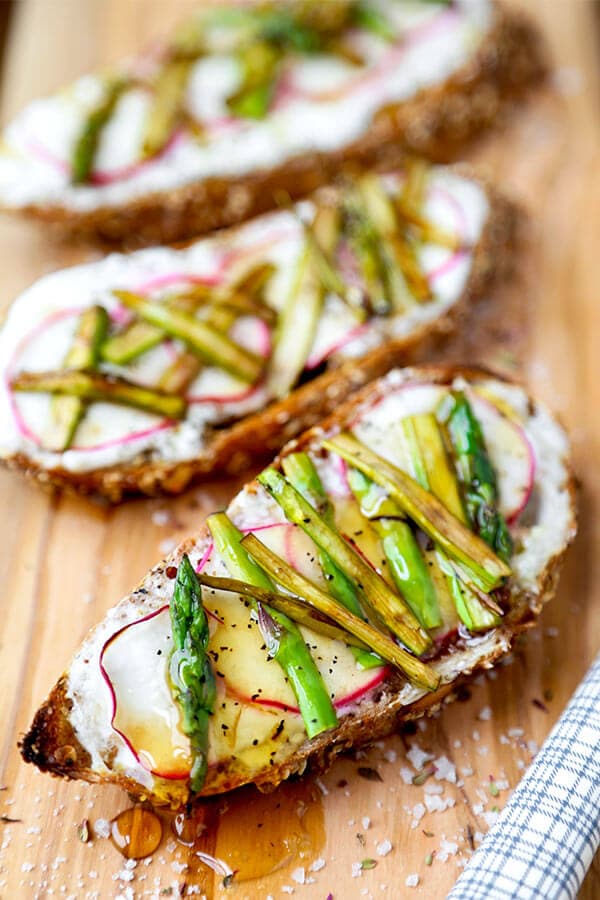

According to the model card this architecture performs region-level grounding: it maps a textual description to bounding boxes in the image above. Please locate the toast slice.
[0,0,543,245]
[20,365,576,808]
[0,163,518,502]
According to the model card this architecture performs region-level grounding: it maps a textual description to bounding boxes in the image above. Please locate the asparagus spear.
[268,242,323,398]
[347,467,441,630]
[352,1,396,41]
[227,41,280,119]
[114,290,263,383]
[439,391,513,563]
[399,414,500,631]
[72,78,129,185]
[282,453,381,669]
[158,352,202,394]
[143,59,194,159]
[257,467,431,655]
[242,533,440,692]
[198,572,370,650]
[342,190,393,316]
[45,305,109,452]
[168,554,216,793]
[102,290,208,366]
[12,371,186,420]
[322,433,511,594]
[207,513,338,738]
[358,174,431,303]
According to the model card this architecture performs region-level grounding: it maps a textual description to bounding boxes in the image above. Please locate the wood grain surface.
[0,2,598,898]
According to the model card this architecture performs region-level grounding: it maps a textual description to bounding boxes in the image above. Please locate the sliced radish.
[100,606,191,780]
[469,391,536,523]
[207,584,386,715]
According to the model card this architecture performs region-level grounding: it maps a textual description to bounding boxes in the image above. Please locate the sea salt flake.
[352,862,363,878]
[291,867,305,885]
[478,706,492,721]
[93,818,110,839]
[309,858,325,872]
[434,756,457,784]
[383,749,397,763]
[362,817,371,830]
[376,840,392,857]
[400,767,414,785]
[405,874,419,887]
[407,744,432,770]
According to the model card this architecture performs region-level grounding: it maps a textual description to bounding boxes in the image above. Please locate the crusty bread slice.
[0,2,544,246]
[0,172,519,502]
[20,365,576,808]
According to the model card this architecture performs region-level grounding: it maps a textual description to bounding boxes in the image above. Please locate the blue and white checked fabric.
[447,654,600,900]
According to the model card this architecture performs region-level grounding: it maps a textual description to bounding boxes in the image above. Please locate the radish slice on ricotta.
[469,392,536,522]
[100,607,191,780]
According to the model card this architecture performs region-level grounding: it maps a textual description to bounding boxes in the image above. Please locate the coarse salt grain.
[383,749,397,763]
[376,840,392,857]
[407,744,432,770]
[352,862,363,878]
[309,858,325,872]
[93,818,110,838]
[478,706,492,721]
[291,867,305,885]
[405,874,419,887]
[362,817,371,830]
[400,767,414,785]
[434,756,457,783]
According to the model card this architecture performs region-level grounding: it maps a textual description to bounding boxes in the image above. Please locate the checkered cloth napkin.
[447,653,600,900]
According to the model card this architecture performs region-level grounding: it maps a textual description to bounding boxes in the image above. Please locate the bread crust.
[8,4,544,247]
[20,365,577,806]
[2,185,520,503]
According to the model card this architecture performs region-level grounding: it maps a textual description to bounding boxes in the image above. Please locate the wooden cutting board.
[0,1,598,897]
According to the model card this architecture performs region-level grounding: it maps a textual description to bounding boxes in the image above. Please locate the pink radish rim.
[26,127,184,186]
[276,7,458,105]
[99,604,191,781]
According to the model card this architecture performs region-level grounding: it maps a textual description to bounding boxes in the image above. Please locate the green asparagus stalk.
[399,414,501,631]
[114,290,263,383]
[207,513,338,738]
[407,414,465,520]
[257,467,431,654]
[322,433,511,594]
[101,320,166,366]
[72,78,129,184]
[158,352,202,394]
[357,174,430,303]
[227,41,280,119]
[352,1,396,41]
[241,533,440,692]
[347,467,441,630]
[198,572,370,650]
[282,453,381,669]
[45,305,109,451]
[12,370,186,420]
[268,242,323,398]
[102,290,208,366]
[168,554,216,793]
[343,190,393,316]
[143,59,194,159]
[439,391,513,563]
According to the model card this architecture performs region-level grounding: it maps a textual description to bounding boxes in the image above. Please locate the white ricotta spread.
[0,168,488,473]
[0,1,493,211]
[65,372,574,799]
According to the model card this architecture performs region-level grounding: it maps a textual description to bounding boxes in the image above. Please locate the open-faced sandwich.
[21,365,576,808]
[0,0,543,244]
[0,161,518,501]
